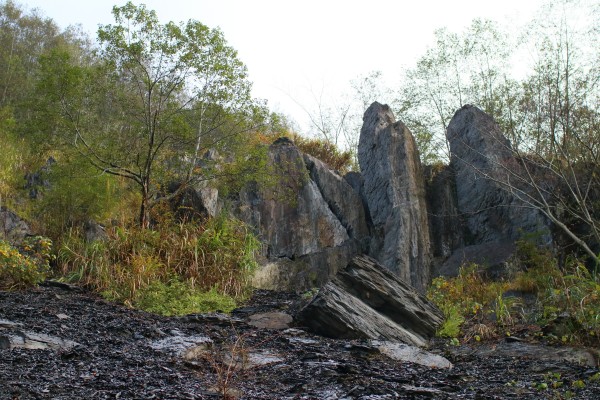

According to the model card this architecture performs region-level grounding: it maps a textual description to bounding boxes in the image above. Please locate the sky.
[21,0,547,133]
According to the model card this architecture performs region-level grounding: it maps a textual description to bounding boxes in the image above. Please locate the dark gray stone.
[358,102,432,292]
[168,181,220,221]
[446,105,550,245]
[425,164,464,262]
[304,154,369,242]
[296,255,443,347]
[0,207,31,245]
[83,220,107,242]
[437,242,518,280]
[236,139,364,291]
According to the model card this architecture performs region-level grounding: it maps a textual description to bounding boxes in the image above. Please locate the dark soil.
[1,284,598,399]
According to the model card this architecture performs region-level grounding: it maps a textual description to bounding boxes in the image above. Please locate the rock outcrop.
[236,138,368,291]
[446,105,550,245]
[358,102,431,292]
[436,242,518,280]
[296,255,443,347]
[424,164,464,262]
[0,207,31,245]
[168,181,220,221]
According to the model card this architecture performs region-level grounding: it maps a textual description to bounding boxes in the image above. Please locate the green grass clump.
[132,280,236,316]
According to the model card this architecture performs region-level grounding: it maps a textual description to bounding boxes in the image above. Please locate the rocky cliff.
[446,105,549,245]
[177,103,557,293]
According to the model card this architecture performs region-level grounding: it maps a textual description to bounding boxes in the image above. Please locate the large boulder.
[358,102,431,292]
[236,138,368,291]
[168,181,220,221]
[0,207,31,245]
[296,255,443,347]
[446,105,550,245]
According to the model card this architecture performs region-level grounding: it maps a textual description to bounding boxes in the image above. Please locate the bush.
[34,153,124,239]
[0,236,52,290]
[294,136,355,174]
[428,264,510,337]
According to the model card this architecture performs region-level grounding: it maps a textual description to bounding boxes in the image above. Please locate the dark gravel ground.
[1,284,599,399]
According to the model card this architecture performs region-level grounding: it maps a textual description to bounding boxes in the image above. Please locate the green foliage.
[0,107,26,207]
[34,153,123,239]
[429,240,600,344]
[0,236,52,290]
[58,214,259,311]
[428,264,510,338]
[0,0,66,111]
[214,135,273,198]
[133,280,236,316]
[435,305,465,338]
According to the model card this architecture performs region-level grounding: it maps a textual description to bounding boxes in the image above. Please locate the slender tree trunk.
[139,180,150,229]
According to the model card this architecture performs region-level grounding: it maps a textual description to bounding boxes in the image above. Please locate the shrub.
[294,136,355,174]
[428,241,600,345]
[428,264,510,338]
[0,236,52,290]
[34,153,124,239]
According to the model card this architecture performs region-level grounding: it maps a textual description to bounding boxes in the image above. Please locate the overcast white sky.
[22,0,547,132]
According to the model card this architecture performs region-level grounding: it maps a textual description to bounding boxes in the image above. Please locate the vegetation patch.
[58,214,260,314]
[428,240,600,346]
[0,236,53,290]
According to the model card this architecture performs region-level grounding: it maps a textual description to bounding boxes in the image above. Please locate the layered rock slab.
[358,102,431,292]
[296,255,443,347]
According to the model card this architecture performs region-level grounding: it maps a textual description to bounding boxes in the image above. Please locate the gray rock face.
[168,181,220,221]
[237,138,368,291]
[436,242,518,280]
[296,255,443,347]
[304,154,369,242]
[358,102,431,292]
[446,105,549,244]
[424,164,464,262]
[0,207,31,245]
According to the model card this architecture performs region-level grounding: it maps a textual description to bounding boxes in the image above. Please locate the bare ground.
[1,284,599,399]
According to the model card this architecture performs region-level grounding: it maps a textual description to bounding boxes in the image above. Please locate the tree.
[447,0,600,266]
[39,2,256,228]
[0,1,89,115]
[396,19,514,162]
[397,0,600,264]
[503,0,600,265]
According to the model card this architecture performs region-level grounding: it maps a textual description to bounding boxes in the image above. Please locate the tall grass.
[58,214,260,315]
